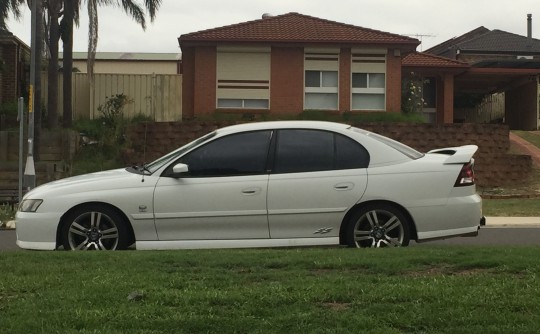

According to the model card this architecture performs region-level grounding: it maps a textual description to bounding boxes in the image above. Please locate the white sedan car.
[16,121,484,250]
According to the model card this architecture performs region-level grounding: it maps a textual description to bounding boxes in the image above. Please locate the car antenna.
[141,121,148,183]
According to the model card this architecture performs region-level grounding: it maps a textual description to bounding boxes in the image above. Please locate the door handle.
[334,182,354,191]
[242,187,261,195]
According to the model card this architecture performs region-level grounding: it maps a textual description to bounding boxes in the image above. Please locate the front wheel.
[345,204,411,248]
[61,205,130,250]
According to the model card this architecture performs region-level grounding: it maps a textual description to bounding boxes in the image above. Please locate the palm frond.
[143,0,161,22]
[119,0,145,29]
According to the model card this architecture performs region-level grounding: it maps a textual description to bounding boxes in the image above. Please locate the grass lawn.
[1,247,540,333]
[483,198,540,216]
[513,131,540,149]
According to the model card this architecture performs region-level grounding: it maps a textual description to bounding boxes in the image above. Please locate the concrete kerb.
[485,216,540,228]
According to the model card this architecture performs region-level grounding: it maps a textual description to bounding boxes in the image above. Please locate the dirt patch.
[404,266,493,277]
[321,302,351,311]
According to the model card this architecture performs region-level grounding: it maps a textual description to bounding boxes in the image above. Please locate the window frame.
[350,51,387,111]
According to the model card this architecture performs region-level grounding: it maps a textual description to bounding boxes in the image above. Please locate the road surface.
[1,226,540,251]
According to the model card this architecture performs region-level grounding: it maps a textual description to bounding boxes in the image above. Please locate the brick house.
[401,52,469,124]
[426,15,540,130]
[0,29,29,105]
[178,12,421,120]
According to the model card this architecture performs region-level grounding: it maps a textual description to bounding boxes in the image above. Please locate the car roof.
[216,121,352,135]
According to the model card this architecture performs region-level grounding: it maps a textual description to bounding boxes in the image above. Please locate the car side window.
[274,130,333,173]
[178,131,272,177]
[335,133,370,169]
[273,130,369,173]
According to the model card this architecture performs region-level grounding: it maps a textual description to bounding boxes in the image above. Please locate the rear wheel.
[61,205,130,250]
[345,204,411,248]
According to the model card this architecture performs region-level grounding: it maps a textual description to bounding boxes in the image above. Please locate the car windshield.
[351,127,424,160]
[144,131,217,173]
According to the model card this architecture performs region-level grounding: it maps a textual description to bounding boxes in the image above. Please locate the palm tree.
[0,0,24,30]
[44,0,64,128]
[61,0,162,128]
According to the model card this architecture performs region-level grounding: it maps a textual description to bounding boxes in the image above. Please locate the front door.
[153,131,273,240]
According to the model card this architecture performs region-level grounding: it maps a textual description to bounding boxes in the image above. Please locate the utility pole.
[24,0,42,189]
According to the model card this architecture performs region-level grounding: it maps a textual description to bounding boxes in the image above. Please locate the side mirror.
[172,163,189,175]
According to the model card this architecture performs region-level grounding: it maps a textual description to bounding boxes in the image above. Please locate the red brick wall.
[193,46,216,116]
[385,49,402,112]
[1,44,17,103]
[124,122,530,187]
[270,47,304,113]
[339,48,351,111]
[183,46,409,118]
[181,48,195,119]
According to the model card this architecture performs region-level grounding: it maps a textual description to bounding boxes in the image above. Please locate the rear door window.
[273,129,369,173]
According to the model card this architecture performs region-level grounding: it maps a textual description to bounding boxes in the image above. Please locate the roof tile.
[179,12,419,45]
[457,29,540,53]
[402,52,469,68]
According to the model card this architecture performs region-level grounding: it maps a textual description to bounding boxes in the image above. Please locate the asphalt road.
[1,227,540,251]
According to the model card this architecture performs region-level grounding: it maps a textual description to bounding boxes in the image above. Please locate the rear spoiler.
[427,145,478,164]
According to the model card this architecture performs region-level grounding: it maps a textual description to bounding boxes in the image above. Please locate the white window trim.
[217,98,269,109]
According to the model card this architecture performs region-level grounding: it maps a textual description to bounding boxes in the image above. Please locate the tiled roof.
[0,29,29,48]
[457,29,540,53]
[425,26,490,56]
[179,12,419,46]
[0,28,15,39]
[402,52,469,68]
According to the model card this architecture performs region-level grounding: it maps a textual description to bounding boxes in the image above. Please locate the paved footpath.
[485,216,540,227]
[509,132,540,168]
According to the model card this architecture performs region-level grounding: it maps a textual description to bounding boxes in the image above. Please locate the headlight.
[19,199,43,212]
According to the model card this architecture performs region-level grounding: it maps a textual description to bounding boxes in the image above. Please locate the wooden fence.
[41,73,182,121]
[455,93,505,123]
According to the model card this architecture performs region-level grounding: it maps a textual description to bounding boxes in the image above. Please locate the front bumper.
[15,211,61,250]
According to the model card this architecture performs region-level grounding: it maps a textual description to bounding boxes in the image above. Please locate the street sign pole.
[24,0,38,189]
[18,97,24,203]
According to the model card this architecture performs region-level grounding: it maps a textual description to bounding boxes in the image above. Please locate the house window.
[351,73,385,110]
[351,51,387,111]
[304,70,338,109]
[304,49,339,110]
[216,47,270,110]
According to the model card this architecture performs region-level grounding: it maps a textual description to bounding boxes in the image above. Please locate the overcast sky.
[6,0,540,54]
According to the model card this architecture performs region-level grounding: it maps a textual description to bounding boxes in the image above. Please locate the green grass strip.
[1,247,539,333]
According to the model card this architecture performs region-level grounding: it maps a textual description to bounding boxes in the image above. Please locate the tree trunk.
[47,2,60,129]
[62,0,74,128]
[33,0,44,162]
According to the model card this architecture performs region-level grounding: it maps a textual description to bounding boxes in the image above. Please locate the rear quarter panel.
[363,155,481,238]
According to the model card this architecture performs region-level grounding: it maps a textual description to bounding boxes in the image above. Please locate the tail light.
[454,161,475,187]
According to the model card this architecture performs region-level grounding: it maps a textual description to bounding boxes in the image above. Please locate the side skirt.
[136,237,340,250]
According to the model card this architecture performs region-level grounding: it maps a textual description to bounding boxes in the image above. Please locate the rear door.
[267,129,369,238]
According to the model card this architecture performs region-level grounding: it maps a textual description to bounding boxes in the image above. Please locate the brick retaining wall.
[124,122,532,188]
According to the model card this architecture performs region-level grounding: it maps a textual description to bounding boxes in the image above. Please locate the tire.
[61,205,130,250]
[345,204,411,248]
